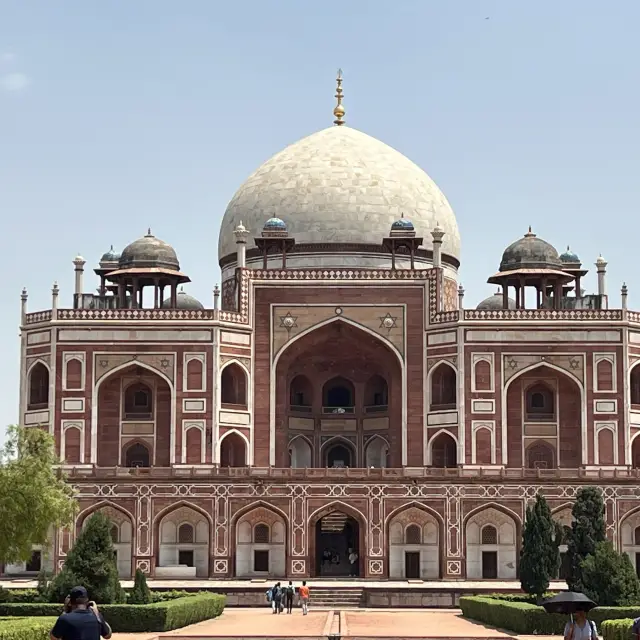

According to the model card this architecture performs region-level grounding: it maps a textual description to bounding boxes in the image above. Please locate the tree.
[48,512,125,604]
[581,541,640,606]
[128,568,152,604]
[567,486,606,592]
[520,493,558,597]
[0,425,76,565]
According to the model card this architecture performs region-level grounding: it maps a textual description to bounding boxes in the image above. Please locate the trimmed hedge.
[0,617,57,640]
[0,594,226,633]
[460,596,640,635]
[602,619,634,640]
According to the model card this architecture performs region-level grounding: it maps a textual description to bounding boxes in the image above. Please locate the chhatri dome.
[218,72,460,271]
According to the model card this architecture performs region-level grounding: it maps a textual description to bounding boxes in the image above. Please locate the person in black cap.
[50,586,112,640]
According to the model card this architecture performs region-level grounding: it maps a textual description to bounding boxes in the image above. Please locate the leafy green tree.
[567,487,606,592]
[48,512,125,604]
[581,541,640,606]
[128,568,152,604]
[520,494,558,597]
[0,425,76,565]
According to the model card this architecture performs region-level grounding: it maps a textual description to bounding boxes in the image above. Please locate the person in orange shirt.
[298,581,310,615]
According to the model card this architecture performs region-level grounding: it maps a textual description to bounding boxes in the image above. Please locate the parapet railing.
[61,465,640,481]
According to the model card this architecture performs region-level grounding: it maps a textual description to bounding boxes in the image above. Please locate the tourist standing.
[285,581,295,614]
[563,609,598,640]
[272,582,283,614]
[299,580,310,615]
[50,586,112,640]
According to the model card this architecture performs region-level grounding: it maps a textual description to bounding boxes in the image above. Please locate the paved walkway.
[111,609,562,639]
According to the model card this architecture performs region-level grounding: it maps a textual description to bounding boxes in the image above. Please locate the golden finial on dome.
[333,68,345,126]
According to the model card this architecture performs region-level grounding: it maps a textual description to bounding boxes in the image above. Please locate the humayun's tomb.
[6,74,640,586]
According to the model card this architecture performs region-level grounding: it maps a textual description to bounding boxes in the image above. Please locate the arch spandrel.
[95,354,175,384]
[272,305,405,359]
[503,354,584,384]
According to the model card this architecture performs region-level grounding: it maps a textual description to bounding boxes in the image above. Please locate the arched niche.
[65,358,83,390]
[632,366,640,406]
[157,505,210,578]
[632,435,640,469]
[185,427,203,465]
[97,363,172,467]
[430,431,457,468]
[235,506,286,577]
[364,375,389,411]
[525,440,556,469]
[220,431,247,467]
[28,362,49,410]
[221,363,248,408]
[289,436,312,469]
[365,436,389,468]
[525,382,555,422]
[63,426,82,464]
[124,441,151,468]
[322,376,355,412]
[430,363,457,411]
[289,375,313,411]
[466,507,517,580]
[186,358,204,391]
[323,439,356,468]
[388,506,440,579]
[596,358,614,392]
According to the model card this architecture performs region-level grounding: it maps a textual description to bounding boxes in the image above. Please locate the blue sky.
[2,0,639,441]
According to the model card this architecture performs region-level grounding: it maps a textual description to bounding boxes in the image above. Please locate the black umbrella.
[543,591,597,615]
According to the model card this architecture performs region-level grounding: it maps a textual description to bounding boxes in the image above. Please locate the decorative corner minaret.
[234,221,249,269]
[596,255,608,308]
[621,282,628,310]
[213,284,220,311]
[20,287,28,325]
[431,223,444,269]
[458,283,465,310]
[73,254,86,309]
[51,282,59,320]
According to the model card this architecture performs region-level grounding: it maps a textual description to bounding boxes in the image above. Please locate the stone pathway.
[110,608,563,639]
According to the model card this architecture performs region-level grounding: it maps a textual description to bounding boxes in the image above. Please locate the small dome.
[477,291,517,311]
[100,246,120,264]
[263,217,287,231]
[119,230,179,271]
[499,228,562,272]
[391,218,415,231]
[560,246,580,264]
[162,289,204,310]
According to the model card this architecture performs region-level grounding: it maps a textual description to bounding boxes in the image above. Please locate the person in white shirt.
[564,609,598,640]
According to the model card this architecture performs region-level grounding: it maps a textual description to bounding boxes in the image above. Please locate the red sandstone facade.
[12,263,640,581]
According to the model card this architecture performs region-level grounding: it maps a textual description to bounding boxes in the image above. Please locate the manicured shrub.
[460,596,640,635]
[602,619,634,640]
[0,616,57,640]
[581,541,640,606]
[47,512,125,604]
[128,569,152,605]
[0,593,226,633]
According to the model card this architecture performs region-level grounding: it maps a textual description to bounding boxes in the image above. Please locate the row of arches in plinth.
[54,500,589,581]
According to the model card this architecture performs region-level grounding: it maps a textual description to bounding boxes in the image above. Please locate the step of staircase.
[309,587,364,608]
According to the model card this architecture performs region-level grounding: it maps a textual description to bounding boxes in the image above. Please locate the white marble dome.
[218,125,460,265]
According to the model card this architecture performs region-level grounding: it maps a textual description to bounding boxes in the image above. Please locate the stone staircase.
[309,586,364,608]
[321,511,349,533]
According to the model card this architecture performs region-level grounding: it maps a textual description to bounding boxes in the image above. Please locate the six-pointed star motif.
[379,313,397,330]
[279,311,298,330]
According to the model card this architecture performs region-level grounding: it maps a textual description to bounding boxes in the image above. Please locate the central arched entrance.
[315,510,360,577]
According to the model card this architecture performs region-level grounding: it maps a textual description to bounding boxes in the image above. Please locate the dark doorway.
[315,512,359,577]
[636,553,640,579]
[254,550,269,572]
[405,551,420,579]
[26,550,42,573]
[326,443,353,468]
[482,551,498,579]
[560,552,571,580]
[178,550,194,567]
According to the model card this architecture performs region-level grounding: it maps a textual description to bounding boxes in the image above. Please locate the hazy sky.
[2,0,639,441]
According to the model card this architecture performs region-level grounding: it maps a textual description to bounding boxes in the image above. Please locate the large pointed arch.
[271,316,407,466]
[426,428,459,466]
[90,359,176,465]
[502,360,586,467]
[75,499,136,532]
[217,428,251,466]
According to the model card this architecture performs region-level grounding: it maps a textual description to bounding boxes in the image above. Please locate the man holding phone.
[50,586,112,640]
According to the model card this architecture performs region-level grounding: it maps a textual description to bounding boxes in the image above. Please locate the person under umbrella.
[543,592,598,640]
